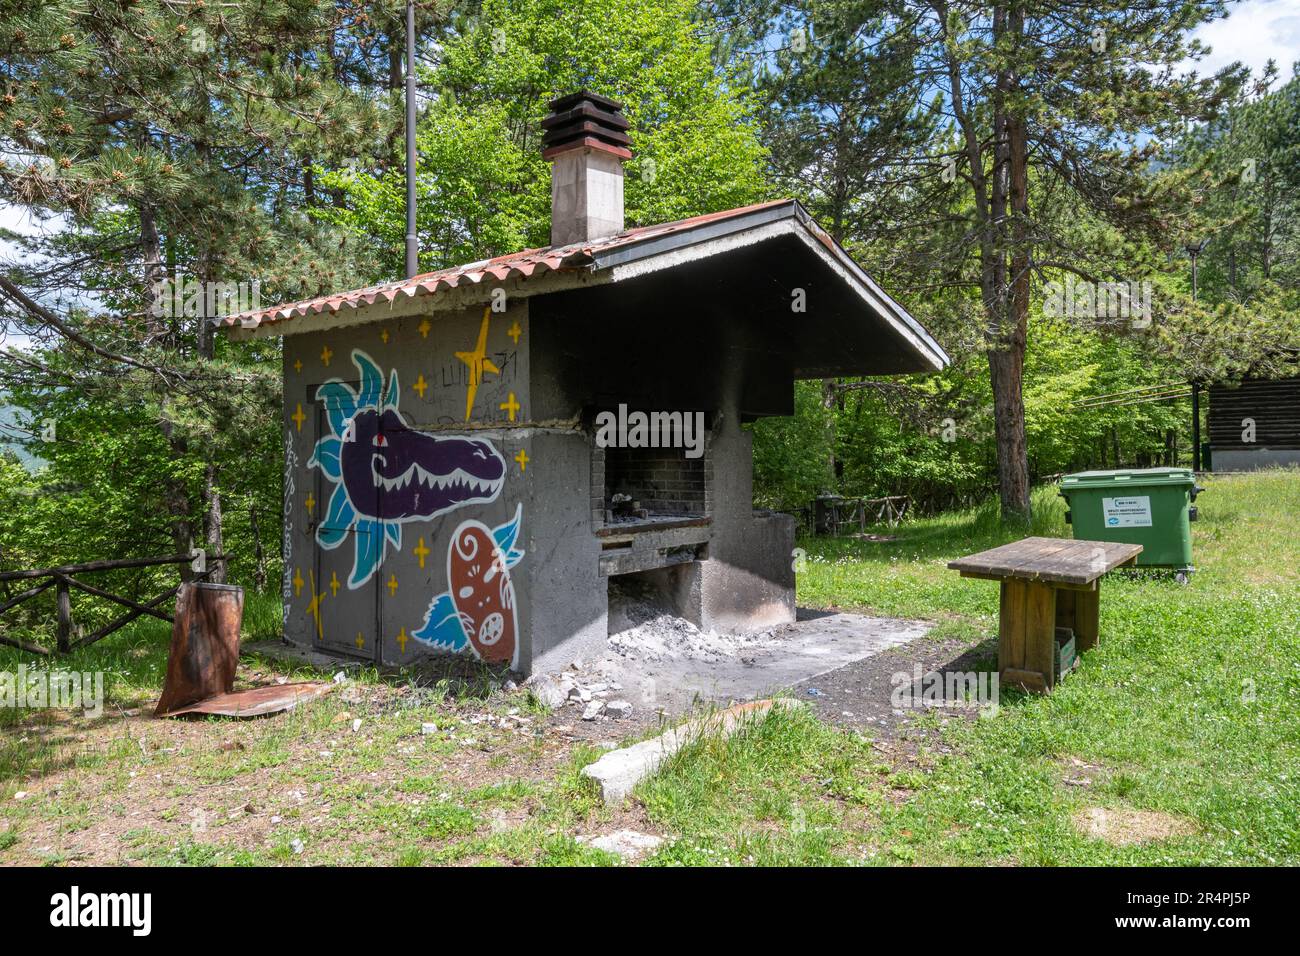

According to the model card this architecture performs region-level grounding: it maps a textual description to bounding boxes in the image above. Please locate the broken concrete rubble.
[581,698,801,805]
[524,669,636,722]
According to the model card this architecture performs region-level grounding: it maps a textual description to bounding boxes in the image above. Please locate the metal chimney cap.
[546,89,625,114]
[541,91,632,158]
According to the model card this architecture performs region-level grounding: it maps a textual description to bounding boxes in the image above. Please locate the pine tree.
[0,0,417,573]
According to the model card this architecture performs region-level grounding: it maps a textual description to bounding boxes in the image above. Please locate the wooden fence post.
[54,576,73,654]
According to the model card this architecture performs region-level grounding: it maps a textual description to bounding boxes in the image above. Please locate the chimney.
[542,91,631,247]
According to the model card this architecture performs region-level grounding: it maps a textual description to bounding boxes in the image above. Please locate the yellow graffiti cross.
[304,492,316,515]
[413,374,428,399]
[292,568,304,597]
[291,403,306,432]
[293,358,303,373]
[306,570,326,643]
[355,632,365,650]
[515,448,530,472]
[320,345,333,367]
[455,306,501,420]
[418,318,431,338]
[413,537,430,569]
[329,571,340,596]
[396,628,409,654]
[380,327,390,344]
[499,392,520,422]
[507,320,522,344]
[387,574,399,597]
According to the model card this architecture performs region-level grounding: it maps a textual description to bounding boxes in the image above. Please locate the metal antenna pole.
[404,0,418,279]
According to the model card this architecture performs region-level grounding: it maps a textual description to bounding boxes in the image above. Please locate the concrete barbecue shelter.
[219,91,949,676]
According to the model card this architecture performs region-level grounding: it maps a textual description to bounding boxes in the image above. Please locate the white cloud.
[1185,0,1300,81]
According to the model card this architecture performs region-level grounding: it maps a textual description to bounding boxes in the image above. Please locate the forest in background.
[0,0,1298,622]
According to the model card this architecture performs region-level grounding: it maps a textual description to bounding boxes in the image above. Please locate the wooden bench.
[948,537,1142,693]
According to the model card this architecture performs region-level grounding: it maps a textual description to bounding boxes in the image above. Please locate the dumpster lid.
[1060,467,1195,489]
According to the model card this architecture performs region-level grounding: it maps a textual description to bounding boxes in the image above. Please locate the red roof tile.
[218,199,794,332]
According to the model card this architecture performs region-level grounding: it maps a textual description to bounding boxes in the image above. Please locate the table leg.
[998,579,1056,693]
[1074,584,1100,652]
[997,580,1018,673]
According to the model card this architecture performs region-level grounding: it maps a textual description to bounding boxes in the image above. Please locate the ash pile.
[605,577,775,665]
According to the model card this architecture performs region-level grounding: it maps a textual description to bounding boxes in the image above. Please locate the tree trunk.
[249,502,267,592]
[163,436,196,582]
[140,203,164,335]
[204,464,226,584]
[1000,14,1032,522]
[982,4,1033,523]
[988,346,1030,521]
[821,378,838,491]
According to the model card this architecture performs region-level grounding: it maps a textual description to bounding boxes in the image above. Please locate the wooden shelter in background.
[1207,376,1300,471]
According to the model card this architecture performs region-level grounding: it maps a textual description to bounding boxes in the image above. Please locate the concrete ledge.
[580,698,802,805]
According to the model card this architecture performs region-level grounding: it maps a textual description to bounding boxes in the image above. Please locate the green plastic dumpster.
[1059,467,1201,573]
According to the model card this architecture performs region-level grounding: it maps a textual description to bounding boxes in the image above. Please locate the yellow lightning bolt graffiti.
[454,306,501,421]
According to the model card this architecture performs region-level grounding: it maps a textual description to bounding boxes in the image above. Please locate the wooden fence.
[0,553,226,655]
[813,495,909,535]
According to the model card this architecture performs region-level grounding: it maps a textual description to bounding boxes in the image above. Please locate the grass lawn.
[645,468,1299,865]
[0,469,1296,866]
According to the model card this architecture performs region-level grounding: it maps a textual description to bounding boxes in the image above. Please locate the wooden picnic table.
[947,536,1142,693]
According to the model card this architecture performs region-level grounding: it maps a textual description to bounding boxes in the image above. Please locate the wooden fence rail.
[812,495,909,535]
[0,553,227,655]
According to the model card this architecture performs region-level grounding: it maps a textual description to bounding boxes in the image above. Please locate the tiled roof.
[216,199,795,332]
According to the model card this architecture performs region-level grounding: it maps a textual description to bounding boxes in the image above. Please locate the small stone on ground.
[579,829,664,862]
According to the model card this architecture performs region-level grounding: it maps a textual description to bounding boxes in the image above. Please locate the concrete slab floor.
[244,609,934,724]
[583,609,930,716]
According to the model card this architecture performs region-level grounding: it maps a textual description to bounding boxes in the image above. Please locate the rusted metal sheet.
[154,583,244,716]
[157,681,335,719]
[216,199,795,332]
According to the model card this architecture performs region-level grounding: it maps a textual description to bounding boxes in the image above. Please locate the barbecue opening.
[591,410,711,530]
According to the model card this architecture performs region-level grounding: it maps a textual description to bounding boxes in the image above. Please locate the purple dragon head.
[340,408,506,521]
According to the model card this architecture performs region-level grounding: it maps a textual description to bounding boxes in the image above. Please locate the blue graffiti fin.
[412,592,470,651]
[349,518,385,588]
[317,485,355,549]
[309,436,342,481]
[354,351,383,410]
[315,381,358,438]
[492,503,525,568]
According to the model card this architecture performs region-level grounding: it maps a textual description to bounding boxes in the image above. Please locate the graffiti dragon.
[308,350,507,587]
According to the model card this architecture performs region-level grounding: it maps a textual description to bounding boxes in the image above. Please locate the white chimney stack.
[542,92,632,247]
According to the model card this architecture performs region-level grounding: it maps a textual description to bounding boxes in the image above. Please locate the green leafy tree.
[319,0,770,275]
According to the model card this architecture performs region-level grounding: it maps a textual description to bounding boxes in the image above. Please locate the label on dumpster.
[1102,495,1152,528]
